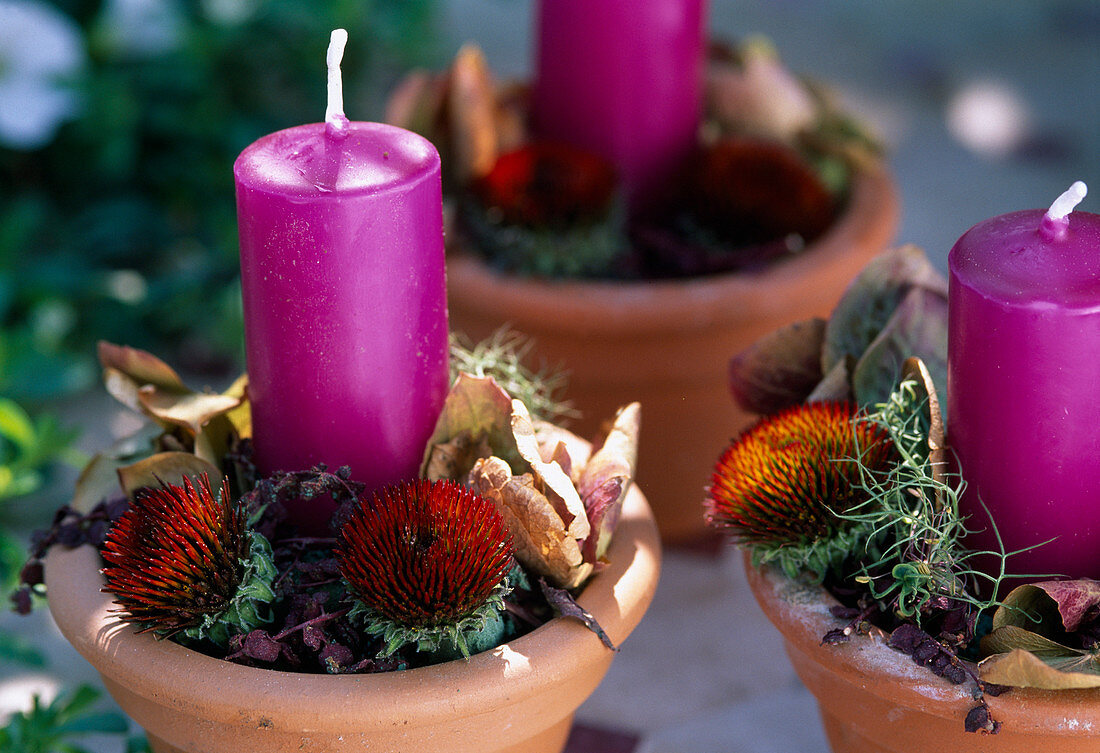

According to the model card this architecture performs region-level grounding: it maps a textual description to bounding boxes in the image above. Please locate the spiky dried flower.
[101,474,275,645]
[471,140,617,227]
[705,401,895,576]
[336,479,514,659]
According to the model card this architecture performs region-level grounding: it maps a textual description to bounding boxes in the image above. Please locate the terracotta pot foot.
[145,719,573,753]
[146,733,186,753]
[501,715,573,753]
[820,709,887,753]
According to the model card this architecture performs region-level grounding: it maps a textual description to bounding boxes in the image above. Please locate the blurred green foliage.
[0,684,137,753]
[2,0,439,403]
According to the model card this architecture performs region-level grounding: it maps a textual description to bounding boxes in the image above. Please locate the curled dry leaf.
[577,402,640,563]
[707,39,817,141]
[99,341,188,414]
[117,452,223,498]
[980,627,1100,689]
[420,373,519,481]
[448,43,498,184]
[993,580,1100,634]
[728,317,826,415]
[979,580,1100,689]
[850,287,949,408]
[70,424,162,513]
[511,400,589,541]
[532,419,591,482]
[822,244,948,377]
[96,343,248,491]
[468,456,591,589]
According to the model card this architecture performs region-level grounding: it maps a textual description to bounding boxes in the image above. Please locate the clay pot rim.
[447,163,898,333]
[742,550,1100,721]
[45,485,660,726]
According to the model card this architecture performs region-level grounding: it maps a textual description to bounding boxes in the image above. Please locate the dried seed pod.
[706,401,893,548]
[336,479,514,658]
[101,474,275,645]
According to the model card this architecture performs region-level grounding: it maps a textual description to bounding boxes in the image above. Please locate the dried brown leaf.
[117,452,223,498]
[70,425,162,513]
[448,44,498,184]
[469,457,591,589]
[420,373,518,480]
[577,403,640,563]
[994,581,1100,634]
[980,644,1100,690]
[99,342,188,414]
[137,388,242,437]
[729,318,826,415]
[511,401,590,541]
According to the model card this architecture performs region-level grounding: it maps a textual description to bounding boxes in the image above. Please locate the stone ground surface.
[2,1,1097,750]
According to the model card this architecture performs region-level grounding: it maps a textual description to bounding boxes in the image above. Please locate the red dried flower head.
[687,137,836,244]
[705,401,895,546]
[336,479,513,630]
[101,474,249,635]
[471,140,617,227]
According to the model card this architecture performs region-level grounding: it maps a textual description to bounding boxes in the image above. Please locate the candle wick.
[1040,180,1087,242]
[325,28,350,137]
[1046,181,1088,221]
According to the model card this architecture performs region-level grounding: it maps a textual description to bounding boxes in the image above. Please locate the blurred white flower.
[0,0,86,150]
[946,80,1032,159]
[98,0,185,57]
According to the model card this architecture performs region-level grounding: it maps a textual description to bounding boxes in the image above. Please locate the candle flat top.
[234,121,440,198]
[949,209,1100,310]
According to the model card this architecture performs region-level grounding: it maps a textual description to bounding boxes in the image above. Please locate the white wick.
[1046,180,1088,221]
[325,28,349,126]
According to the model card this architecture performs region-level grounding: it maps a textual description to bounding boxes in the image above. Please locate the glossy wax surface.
[532,0,705,209]
[948,208,1100,579]
[235,122,448,529]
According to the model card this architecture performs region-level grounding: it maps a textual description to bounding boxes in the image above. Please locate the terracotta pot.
[743,551,1100,752]
[448,166,898,544]
[45,486,660,753]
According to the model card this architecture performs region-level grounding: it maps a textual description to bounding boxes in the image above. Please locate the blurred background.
[0,0,1097,749]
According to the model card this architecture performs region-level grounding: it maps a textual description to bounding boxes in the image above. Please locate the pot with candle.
[386,5,898,545]
[27,31,661,753]
[35,334,659,753]
[707,185,1100,751]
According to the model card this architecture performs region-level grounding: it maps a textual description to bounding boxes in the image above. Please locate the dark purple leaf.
[302,625,324,651]
[539,579,616,650]
[964,703,1000,734]
[821,628,849,646]
[240,630,282,663]
[19,560,43,588]
[729,318,826,415]
[10,587,32,615]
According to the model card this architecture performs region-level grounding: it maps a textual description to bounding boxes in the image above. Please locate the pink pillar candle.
[948,182,1100,579]
[234,31,449,530]
[532,0,706,209]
